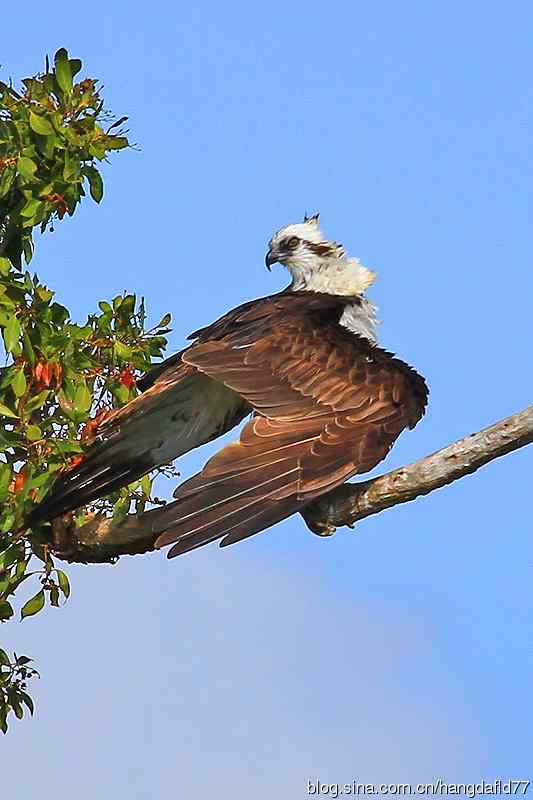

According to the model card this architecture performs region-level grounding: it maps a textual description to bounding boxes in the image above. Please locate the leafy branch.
[0,48,170,734]
[0,648,38,733]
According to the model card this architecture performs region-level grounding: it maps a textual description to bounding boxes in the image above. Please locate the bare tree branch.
[52,405,533,564]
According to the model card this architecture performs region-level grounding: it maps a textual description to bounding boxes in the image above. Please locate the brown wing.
[154,296,428,556]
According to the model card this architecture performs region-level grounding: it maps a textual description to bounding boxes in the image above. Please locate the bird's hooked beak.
[265,248,278,271]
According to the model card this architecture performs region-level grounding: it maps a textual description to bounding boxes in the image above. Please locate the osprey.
[27,215,428,557]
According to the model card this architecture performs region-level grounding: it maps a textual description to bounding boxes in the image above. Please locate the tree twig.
[51,405,533,563]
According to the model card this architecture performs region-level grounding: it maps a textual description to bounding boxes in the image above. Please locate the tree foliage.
[0,49,170,734]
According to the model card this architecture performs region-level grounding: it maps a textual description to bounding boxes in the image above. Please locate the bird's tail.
[153,456,305,557]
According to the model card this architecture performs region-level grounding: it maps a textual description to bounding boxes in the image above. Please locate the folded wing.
[153,297,428,556]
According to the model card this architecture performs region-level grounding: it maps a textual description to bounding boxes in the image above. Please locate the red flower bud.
[118,368,136,390]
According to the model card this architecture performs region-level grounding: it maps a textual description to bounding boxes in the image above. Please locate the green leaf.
[36,133,57,160]
[0,402,18,420]
[0,548,20,571]
[25,390,49,414]
[37,286,54,303]
[0,469,11,504]
[0,601,14,620]
[23,330,36,366]
[17,156,38,181]
[0,165,15,198]
[112,383,129,405]
[74,382,92,413]
[147,335,167,349]
[26,424,42,442]
[63,150,79,181]
[112,496,131,524]
[29,111,54,136]
[3,314,21,353]
[50,302,69,325]
[19,692,34,716]
[0,257,11,276]
[0,513,15,533]
[14,560,28,581]
[56,569,70,599]
[0,649,10,667]
[83,165,103,203]
[12,368,27,398]
[107,116,129,132]
[28,471,54,490]
[0,714,8,735]
[54,48,72,95]
[21,590,45,619]
[119,294,135,317]
[114,340,133,359]
[23,236,34,264]
[157,312,172,329]
[69,58,82,78]
[105,135,129,151]
[20,198,42,219]
[57,389,74,415]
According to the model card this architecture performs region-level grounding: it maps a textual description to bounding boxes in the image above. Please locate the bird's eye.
[286,236,299,249]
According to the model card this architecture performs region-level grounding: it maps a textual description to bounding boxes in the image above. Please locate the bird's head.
[265,214,377,297]
[265,213,342,270]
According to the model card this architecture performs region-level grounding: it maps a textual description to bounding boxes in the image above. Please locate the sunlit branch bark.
[51,405,533,564]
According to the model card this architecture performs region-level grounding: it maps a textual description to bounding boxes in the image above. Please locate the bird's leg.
[300,499,339,537]
[300,481,370,537]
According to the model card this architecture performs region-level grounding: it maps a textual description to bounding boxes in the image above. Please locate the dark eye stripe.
[307,241,339,257]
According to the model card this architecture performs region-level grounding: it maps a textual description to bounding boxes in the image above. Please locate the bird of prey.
[27,214,428,557]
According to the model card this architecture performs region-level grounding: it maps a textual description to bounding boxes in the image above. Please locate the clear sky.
[2,2,532,796]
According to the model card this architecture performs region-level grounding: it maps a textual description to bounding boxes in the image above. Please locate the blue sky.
[2,2,532,796]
